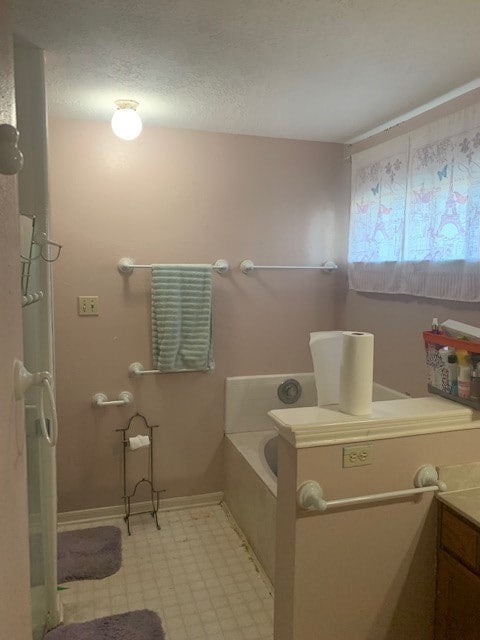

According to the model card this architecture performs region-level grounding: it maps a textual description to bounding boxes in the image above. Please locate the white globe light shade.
[111,107,142,140]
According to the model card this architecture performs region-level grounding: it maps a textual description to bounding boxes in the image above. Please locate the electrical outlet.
[343,443,373,468]
[78,296,99,316]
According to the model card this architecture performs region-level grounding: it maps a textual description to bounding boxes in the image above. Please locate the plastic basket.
[423,331,480,410]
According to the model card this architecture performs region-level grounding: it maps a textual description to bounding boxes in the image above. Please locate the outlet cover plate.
[343,443,373,468]
[78,296,99,316]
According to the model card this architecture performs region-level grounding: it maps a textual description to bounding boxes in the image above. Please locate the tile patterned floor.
[59,505,274,640]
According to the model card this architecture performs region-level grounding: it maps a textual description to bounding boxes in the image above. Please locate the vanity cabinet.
[435,504,480,639]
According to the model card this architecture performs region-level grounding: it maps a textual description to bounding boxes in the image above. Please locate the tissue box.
[423,331,480,410]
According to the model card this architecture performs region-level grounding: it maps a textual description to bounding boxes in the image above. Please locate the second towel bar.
[240,259,338,273]
[297,465,447,512]
[128,362,206,376]
[129,362,158,377]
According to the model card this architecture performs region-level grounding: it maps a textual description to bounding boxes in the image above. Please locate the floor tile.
[58,504,274,639]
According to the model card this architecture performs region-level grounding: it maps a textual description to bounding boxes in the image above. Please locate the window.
[348,103,480,302]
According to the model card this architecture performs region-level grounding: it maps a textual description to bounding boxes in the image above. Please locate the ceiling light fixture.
[111,99,142,140]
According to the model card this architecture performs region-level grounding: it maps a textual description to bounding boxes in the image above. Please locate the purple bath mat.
[45,610,164,640]
[57,525,121,583]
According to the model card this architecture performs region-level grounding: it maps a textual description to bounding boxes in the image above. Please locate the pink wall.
[0,1,32,636]
[49,119,348,511]
[275,427,480,640]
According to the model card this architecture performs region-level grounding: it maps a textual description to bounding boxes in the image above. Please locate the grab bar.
[118,257,229,275]
[297,465,447,512]
[92,391,134,408]
[240,259,338,274]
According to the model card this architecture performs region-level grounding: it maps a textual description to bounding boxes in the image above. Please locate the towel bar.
[92,391,134,408]
[118,257,229,275]
[297,465,447,512]
[240,259,338,273]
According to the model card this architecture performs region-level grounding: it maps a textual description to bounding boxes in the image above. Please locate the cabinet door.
[436,548,480,639]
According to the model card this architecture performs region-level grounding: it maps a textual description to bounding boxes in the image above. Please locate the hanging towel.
[151,264,214,372]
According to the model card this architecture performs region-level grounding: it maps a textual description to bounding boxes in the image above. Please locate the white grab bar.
[92,391,134,408]
[297,465,447,512]
[13,360,58,447]
[240,259,338,273]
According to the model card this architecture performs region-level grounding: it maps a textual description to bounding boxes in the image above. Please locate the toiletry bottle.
[447,353,458,396]
[470,367,480,403]
[472,355,480,373]
[458,365,471,399]
[457,350,469,367]
[431,317,440,334]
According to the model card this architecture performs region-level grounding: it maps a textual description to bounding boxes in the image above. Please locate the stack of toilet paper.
[309,330,374,416]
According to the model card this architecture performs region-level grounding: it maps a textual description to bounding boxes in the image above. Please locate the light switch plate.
[78,296,99,316]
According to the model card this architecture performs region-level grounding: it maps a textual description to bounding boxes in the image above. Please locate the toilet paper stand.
[116,412,166,535]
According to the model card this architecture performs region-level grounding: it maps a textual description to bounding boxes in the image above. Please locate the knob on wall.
[0,124,24,175]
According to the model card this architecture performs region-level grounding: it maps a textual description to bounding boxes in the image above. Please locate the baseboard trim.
[58,491,224,526]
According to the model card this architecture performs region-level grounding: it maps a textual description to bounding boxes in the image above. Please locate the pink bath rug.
[57,525,121,583]
[45,610,164,640]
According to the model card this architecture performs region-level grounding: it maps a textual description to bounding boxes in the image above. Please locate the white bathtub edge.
[226,431,278,497]
[221,501,274,595]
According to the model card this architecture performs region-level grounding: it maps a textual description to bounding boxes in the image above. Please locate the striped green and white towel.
[151,264,214,372]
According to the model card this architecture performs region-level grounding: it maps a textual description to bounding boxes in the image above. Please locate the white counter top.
[268,396,474,448]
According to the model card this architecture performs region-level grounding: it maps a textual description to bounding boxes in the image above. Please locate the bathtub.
[224,373,407,585]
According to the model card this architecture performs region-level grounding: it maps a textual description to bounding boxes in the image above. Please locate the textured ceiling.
[13,0,480,142]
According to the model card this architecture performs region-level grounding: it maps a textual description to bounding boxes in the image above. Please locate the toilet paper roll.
[339,331,374,416]
[309,331,344,406]
[128,434,150,451]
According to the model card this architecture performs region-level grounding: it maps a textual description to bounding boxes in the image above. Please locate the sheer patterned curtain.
[348,103,480,302]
